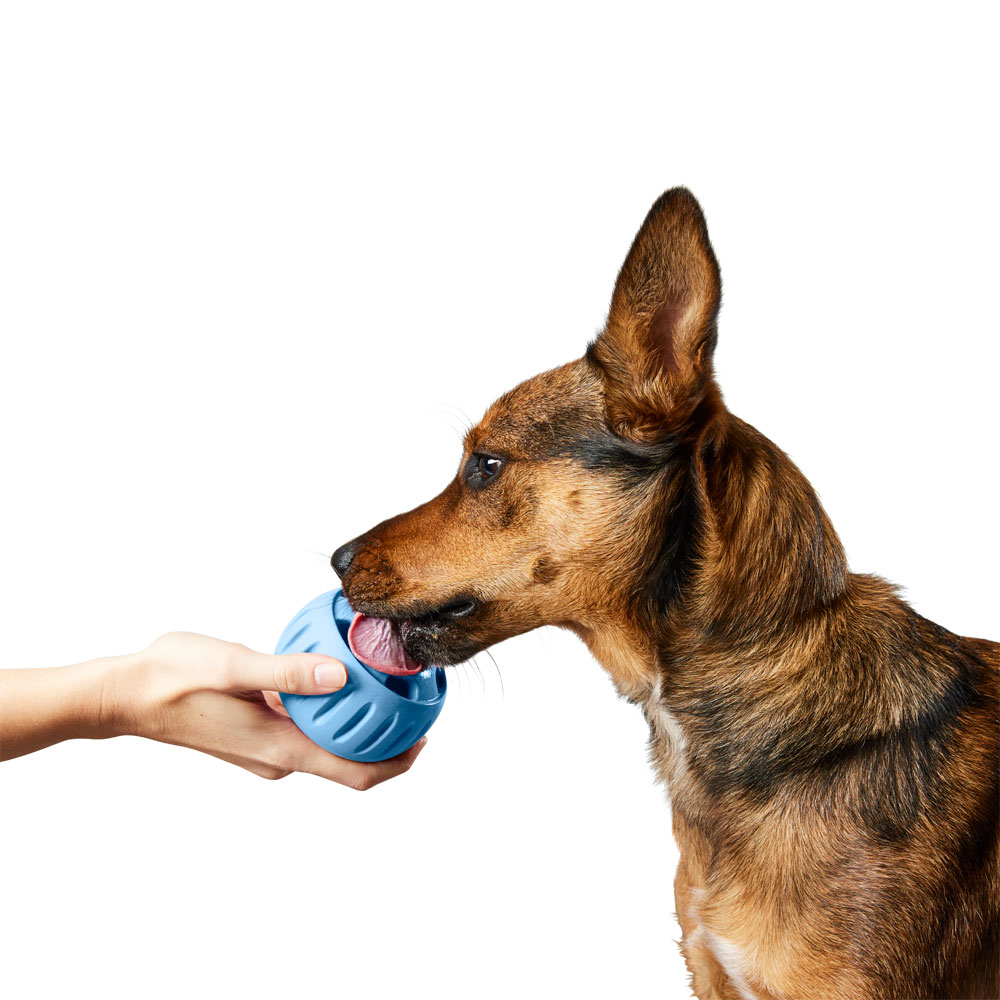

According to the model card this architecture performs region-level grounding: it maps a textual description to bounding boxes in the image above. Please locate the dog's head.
[334,189,723,687]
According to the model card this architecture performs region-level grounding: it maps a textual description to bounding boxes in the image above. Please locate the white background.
[1,3,997,999]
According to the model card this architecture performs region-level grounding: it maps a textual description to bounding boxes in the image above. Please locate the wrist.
[95,650,154,740]
[74,654,133,741]
[70,651,153,742]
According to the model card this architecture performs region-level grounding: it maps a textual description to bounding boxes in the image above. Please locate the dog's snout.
[331,538,361,578]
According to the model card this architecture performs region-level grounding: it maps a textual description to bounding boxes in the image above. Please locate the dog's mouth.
[347,598,479,674]
[348,613,424,675]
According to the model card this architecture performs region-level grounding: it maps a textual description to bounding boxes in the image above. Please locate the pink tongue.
[348,613,424,675]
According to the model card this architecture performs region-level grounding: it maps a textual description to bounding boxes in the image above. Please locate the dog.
[332,189,999,999]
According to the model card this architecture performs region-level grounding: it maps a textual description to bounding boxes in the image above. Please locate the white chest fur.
[686,888,761,1000]
[642,684,765,1000]
[640,677,692,794]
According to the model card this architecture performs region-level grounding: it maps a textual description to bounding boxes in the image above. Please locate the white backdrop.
[1,4,997,999]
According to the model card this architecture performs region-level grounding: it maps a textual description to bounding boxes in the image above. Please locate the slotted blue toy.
[274,589,447,762]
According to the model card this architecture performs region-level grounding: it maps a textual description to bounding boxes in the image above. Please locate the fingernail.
[314,661,348,690]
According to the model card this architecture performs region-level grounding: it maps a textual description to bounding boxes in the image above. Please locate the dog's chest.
[639,686,695,794]
[683,887,764,1000]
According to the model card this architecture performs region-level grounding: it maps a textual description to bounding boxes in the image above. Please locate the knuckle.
[349,774,376,792]
[154,630,185,645]
[218,641,250,687]
[256,766,290,781]
[272,658,296,694]
[144,632,182,664]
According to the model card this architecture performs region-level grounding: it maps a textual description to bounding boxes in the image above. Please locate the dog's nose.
[331,538,361,578]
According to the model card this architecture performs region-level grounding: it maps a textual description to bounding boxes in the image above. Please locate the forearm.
[0,657,128,761]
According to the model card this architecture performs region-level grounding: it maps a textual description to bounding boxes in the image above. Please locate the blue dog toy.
[274,589,447,762]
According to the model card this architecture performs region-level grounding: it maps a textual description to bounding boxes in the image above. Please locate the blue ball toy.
[275,589,447,762]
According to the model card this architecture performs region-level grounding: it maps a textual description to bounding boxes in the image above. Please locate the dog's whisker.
[462,660,478,699]
[436,411,467,444]
[438,399,473,425]
[469,655,486,701]
[435,401,474,438]
[484,648,505,702]
[450,403,475,434]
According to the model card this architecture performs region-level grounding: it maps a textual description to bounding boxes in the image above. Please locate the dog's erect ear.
[591,188,721,440]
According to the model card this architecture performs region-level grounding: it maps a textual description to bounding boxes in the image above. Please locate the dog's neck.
[573,411,961,814]
[577,410,978,840]
[577,412,850,700]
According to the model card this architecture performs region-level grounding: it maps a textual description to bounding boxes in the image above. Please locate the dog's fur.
[334,190,999,999]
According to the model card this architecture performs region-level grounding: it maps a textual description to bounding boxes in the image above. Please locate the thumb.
[222,646,349,695]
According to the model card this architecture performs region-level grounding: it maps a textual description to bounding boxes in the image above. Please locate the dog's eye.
[478,455,503,482]
[465,453,504,489]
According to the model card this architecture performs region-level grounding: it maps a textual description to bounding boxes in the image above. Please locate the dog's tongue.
[348,613,424,675]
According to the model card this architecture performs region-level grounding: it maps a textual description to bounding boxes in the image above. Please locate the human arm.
[0,633,424,789]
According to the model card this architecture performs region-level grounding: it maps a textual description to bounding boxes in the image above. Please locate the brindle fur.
[335,189,999,999]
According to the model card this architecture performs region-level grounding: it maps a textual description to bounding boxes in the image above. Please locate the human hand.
[107,632,426,788]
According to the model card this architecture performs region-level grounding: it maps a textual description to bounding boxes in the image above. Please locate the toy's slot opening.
[382,674,420,700]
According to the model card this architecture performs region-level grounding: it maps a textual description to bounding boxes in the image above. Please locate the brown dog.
[332,189,999,1000]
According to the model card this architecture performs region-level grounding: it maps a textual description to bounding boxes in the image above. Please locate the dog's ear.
[591,188,721,440]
